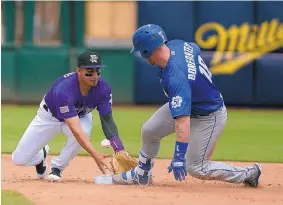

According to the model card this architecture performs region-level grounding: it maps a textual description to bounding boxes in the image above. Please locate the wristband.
[174,141,188,159]
[110,136,124,152]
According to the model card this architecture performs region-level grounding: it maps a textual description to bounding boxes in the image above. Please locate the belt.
[191,105,224,118]
[43,104,49,112]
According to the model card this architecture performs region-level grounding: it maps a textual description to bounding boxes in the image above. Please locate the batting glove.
[168,141,188,181]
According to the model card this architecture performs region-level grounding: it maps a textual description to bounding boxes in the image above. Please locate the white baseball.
[101,139,111,148]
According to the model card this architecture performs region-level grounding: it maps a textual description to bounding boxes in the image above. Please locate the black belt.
[43,104,49,112]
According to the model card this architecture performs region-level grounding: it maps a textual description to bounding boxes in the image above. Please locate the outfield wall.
[1,47,134,104]
[1,1,283,106]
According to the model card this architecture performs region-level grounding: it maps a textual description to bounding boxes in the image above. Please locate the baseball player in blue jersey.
[12,51,136,182]
[112,24,262,187]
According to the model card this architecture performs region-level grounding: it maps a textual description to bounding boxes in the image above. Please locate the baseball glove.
[110,151,138,174]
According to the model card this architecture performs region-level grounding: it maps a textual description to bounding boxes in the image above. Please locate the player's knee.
[141,123,151,137]
[12,151,28,166]
[187,162,209,179]
[187,164,201,177]
[141,123,158,142]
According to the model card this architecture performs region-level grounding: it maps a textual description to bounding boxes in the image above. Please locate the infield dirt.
[2,154,283,205]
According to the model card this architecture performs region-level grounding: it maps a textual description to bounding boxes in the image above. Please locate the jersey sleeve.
[168,72,192,118]
[97,85,113,115]
[189,42,201,55]
[54,88,77,119]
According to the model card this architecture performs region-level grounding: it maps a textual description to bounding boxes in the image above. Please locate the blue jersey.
[44,72,112,122]
[159,40,223,118]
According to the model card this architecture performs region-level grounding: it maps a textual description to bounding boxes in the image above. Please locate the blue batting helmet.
[130,24,167,59]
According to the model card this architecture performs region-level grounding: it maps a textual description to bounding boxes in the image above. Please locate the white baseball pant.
[12,98,92,171]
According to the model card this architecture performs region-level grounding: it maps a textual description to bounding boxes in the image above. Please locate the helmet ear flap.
[142,49,148,55]
[141,49,149,58]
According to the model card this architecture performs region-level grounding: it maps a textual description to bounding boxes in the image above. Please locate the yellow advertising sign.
[195,18,283,75]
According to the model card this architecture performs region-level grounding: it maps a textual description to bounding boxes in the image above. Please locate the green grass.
[1,105,283,162]
[1,190,34,205]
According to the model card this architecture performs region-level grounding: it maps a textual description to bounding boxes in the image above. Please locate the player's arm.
[97,87,138,173]
[175,115,190,143]
[54,91,109,174]
[99,114,124,153]
[168,73,191,143]
[97,87,125,153]
[167,72,191,181]
[64,117,109,174]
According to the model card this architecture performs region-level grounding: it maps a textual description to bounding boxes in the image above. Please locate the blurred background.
[1,1,283,106]
[1,1,283,164]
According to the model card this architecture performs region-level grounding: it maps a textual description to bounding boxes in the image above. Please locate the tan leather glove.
[110,150,138,174]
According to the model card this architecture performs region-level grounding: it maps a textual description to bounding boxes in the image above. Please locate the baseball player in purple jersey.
[113,24,262,187]
[12,51,126,182]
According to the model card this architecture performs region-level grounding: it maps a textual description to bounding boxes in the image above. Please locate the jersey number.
[63,72,75,78]
[198,55,212,83]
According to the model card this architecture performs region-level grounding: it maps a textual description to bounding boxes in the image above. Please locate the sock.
[109,136,124,153]
[136,151,154,176]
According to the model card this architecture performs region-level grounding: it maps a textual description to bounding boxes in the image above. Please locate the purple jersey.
[44,72,112,122]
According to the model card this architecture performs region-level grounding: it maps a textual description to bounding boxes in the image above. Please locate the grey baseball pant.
[141,103,254,184]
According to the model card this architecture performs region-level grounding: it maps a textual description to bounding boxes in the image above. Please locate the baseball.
[101,139,111,148]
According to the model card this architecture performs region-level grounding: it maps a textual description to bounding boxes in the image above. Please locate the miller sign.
[195,18,283,75]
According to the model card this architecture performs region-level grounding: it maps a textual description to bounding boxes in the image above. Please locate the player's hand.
[168,141,188,181]
[96,152,112,159]
[168,157,187,181]
[93,154,111,175]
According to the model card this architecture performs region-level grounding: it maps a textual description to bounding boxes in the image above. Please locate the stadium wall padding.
[1,47,134,104]
[2,2,283,106]
[91,49,134,104]
[257,2,283,22]
[200,52,254,105]
[138,1,195,42]
[254,54,283,105]
[134,1,283,106]
[15,47,70,102]
[1,46,17,101]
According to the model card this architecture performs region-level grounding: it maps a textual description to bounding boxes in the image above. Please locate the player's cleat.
[243,163,262,188]
[47,167,62,182]
[36,145,49,179]
[112,168,152,186]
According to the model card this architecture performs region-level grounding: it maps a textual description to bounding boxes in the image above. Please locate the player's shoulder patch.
[59,106,69,113]
[171,96,183,109]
